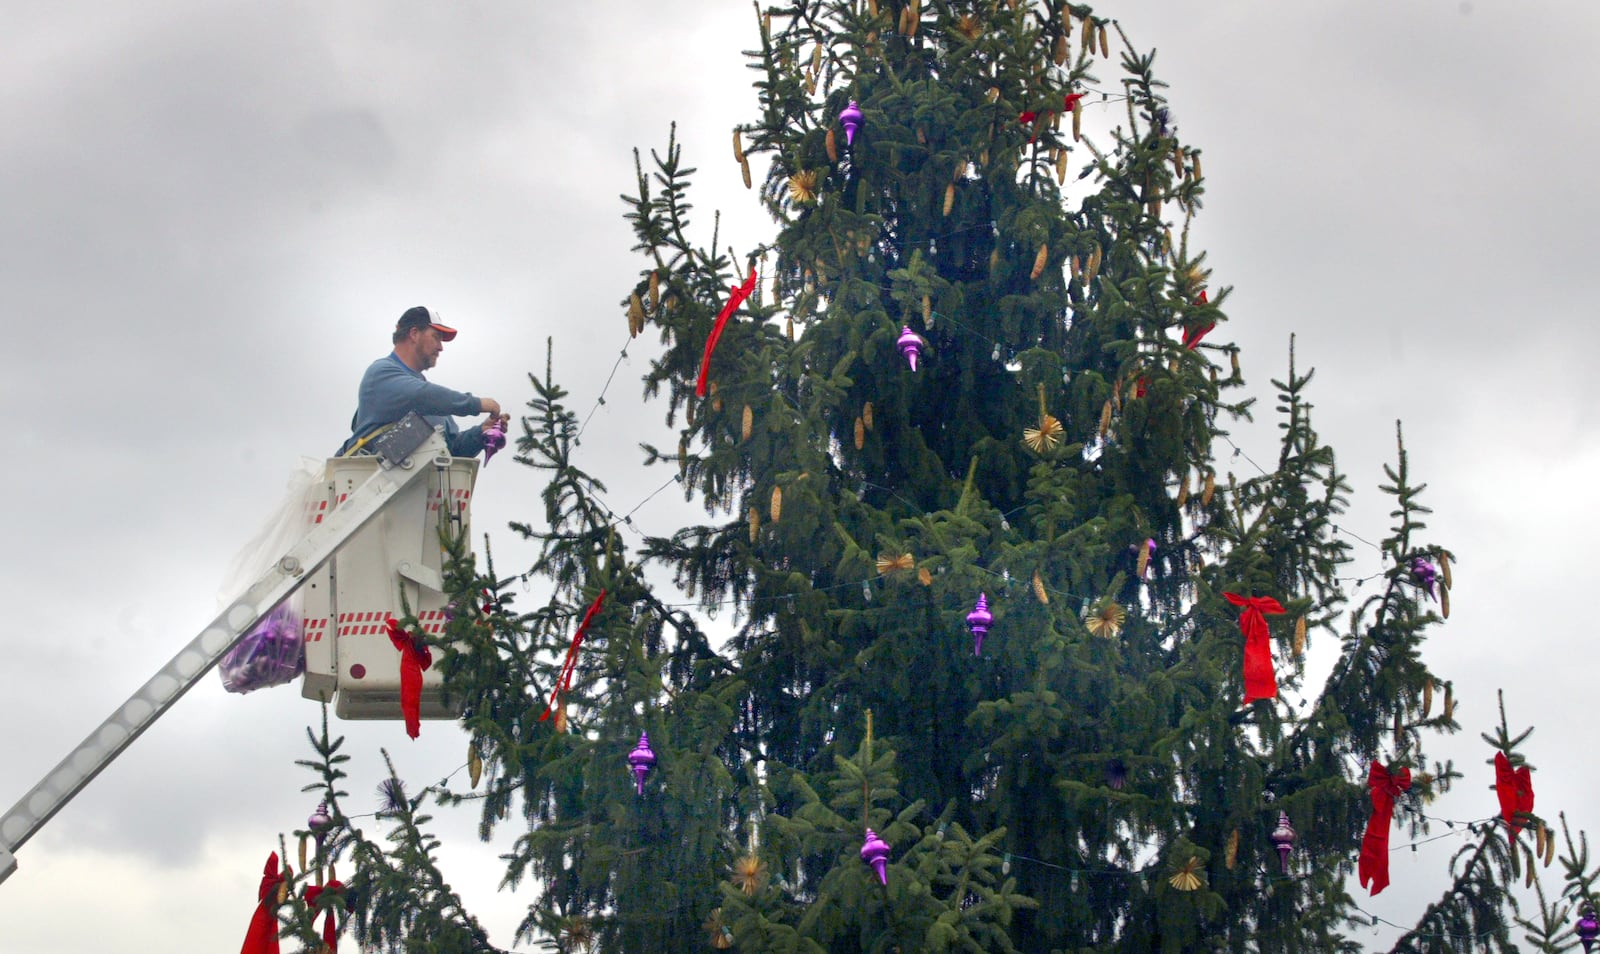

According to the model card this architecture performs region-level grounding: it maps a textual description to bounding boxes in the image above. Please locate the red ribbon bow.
[240,852,284,954]
[1182,291,1213,349]
[1223,592,1284,704]
[540,589,607,721]
[1494,752,1535,838]
[1359,761,1411,896]
[695,268,758,398]
[384,617,433,740]
[304,880,347,953]
[1019,92,1086,132]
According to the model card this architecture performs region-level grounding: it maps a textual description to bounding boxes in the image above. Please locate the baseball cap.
[396,306,458,341]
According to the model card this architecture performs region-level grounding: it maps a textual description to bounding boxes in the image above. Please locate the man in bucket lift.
[337,306,509,458]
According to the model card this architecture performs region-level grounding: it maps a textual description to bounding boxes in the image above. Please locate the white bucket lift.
[1,415,482,885]
[300,435,478,720]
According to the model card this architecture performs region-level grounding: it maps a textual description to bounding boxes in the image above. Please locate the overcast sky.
[1,2,1596,951]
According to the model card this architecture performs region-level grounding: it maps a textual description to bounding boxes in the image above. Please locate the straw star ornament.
[1085,601,1126,637]
[1023,414,1064,453]
[788,170,819,204]
[1022,384,1065,453]
[876,553,914,574]
[730,855,769,895]
[1169,857,1204,892]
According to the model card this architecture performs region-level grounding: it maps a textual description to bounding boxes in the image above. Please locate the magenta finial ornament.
[861,829,890,885]
[482,418,507,466]
[1269,811,1296,874]
[1579,904,1599,954]
[627,732,656,796]
[1409,557,1438,601]
[307,800,332,835]
[308,799,333,857]
[897,326,924,371]
[839,100,863,146]
[966,593,993,656]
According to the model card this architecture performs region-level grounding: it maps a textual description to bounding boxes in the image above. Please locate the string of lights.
[575,334,633,441]
[1349,907,1498,943]
[983,817,1503,943]
[325,747,1501,944]
[1216,433,1388,557]
[563,267,1401,595]
[545,422,1396,637]
[985,811,1493,884]
[937,808,1501,943]
[519,317,1414,635]
[335,758,486,822]
[332,745,1494,903]
[534,472,1171,617]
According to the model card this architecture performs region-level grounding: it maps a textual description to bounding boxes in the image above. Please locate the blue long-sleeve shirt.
[338,352,486,457]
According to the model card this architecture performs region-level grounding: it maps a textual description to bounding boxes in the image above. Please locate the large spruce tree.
[281,3,1595,952]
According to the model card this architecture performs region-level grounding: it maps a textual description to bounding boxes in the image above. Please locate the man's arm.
[361,359,482,422]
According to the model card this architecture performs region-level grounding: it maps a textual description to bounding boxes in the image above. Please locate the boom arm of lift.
[0,426,452,885]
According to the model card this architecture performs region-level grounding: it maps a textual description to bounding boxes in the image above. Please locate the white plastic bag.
[216,458,325,694]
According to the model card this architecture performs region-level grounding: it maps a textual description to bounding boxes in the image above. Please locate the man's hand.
[479,397,503,418]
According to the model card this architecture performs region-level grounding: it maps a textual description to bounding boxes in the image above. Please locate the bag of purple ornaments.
[218,603,305,693]
[216,459,323,695]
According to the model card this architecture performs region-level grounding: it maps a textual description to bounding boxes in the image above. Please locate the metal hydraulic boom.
[0,423,452,885]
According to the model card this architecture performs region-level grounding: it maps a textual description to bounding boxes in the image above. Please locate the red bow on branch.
[1494,752,1535,838]
[695,268,758,398]
[384,618,433,740]
[1019,92,1086,128]
[1223,592,1284,704]
[1358,761,1411,896]
[1182,291,1213,349]
[240,852,284,954]
[540,589,607,722]
[304,881,347,953]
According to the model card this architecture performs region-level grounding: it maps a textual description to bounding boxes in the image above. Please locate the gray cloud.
[0,2,1595,950]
